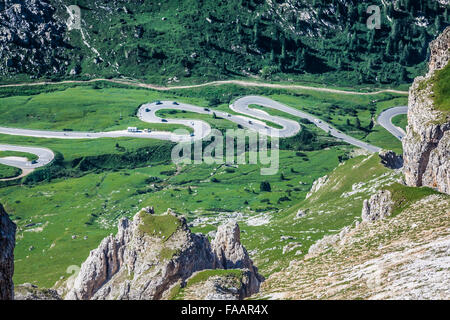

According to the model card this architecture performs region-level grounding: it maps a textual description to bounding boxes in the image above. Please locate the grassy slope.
[0,86,193,133]
[432,62,450,114]
[228,154,402,276]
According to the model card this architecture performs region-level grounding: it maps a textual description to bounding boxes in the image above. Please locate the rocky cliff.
[0,203,15,300]
[0,0,69,78]
[63,209,262,300]
[402,27,450,195]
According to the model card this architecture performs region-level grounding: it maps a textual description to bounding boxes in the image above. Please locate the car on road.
[161,119,168,122]
[190,133,195,137]
[155,101,162,105]
[145,108,151,112]
[31,160,38,164]
[249,120,253,124]
[173,101,179,105]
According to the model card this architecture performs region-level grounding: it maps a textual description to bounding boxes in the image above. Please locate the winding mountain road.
[377,106,408,140]
[0,95,408,180]
[0,144,55,181]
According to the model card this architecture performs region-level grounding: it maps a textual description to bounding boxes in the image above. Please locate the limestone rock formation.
[362,190,393,222]
[211,222,264,297]
[63,210,262,300]
[0,203,16,300]
[402,27,450,195]
[379,150,403,169]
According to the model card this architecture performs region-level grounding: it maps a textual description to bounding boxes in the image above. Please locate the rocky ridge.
[402,27,450,195]
[0,203,15,300]
[62,209,263,300]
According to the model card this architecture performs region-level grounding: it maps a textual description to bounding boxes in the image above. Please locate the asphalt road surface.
[377,106,408,141]
[0,144,54,169]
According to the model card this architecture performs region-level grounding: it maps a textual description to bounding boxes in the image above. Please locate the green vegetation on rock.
[385,183,440,217]
[139,211,181,241]
[138,212,182,241]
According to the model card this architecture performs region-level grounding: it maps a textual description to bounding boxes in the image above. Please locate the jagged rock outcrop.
[402,27,450,195]
[0,0,69,78]
[362,190,393,222]
[211,222,264,297]
[379,150,403,169]
[0,203,16,300]
[63,210,262,300]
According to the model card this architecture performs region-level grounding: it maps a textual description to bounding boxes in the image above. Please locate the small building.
[127,127,138,132]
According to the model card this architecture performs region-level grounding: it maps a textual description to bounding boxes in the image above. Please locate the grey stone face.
[402,27,450,195]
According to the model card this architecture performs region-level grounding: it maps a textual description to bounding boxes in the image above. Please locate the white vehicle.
[127,127,138,132]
